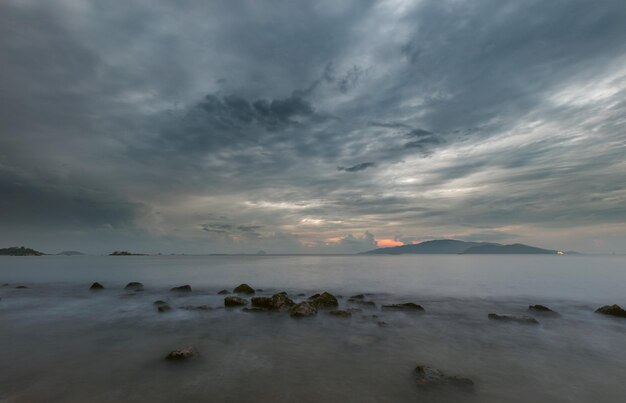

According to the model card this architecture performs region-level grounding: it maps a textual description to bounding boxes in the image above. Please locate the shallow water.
[1,255,625,402]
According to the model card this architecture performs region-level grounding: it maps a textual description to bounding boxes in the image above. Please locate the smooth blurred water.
[0,255,625,402]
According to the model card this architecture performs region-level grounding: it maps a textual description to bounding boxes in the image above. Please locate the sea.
[0,254,625,402]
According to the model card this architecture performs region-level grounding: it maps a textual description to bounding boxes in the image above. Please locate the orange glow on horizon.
[376,239,405,247]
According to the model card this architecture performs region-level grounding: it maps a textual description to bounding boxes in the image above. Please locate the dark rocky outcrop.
[251,292,295,311]
[488,313,539,324]
[124,282,144,290]
[528,304,559,315]
[158,304,172,313]
[233,284,255,294]
[165,347,194,361]
[90,282,105,290]
[289,301,318,318]
[170,285,192,292]
[224,296,248,307]
[0,246,44,256]
[217,289,229,295]
[327,309,352,318]
[595,304,626,318]
[308,293,321,300]
[15,285,28,289]
[309,292,338,309]
[414,366,474,389]
[350,294,365,299]
[382,302,424,311]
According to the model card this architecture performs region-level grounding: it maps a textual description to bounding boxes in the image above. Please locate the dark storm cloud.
[1,0,625,253]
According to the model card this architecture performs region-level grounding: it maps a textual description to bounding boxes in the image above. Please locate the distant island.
[58,251,84,256]
[0,246,45,256]
[363,239,565,255]
[109,251,147,256]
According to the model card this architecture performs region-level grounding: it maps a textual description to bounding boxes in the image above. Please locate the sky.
[1,0,625,254]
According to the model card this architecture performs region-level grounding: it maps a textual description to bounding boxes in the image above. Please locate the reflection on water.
[0,255,625,402]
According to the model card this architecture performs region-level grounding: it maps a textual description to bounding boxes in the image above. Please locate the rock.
[90,282,105,290]
[158,304,172,313]
[488,313,539,324]
[528,304,559,315]
[251,292,295,311]
[124,282,144,290]
[350,294,365,299]
[595,304,626,318]
[414,366,474,389]
[233,283,255,294]
[171,285,192,292]
[309,292,339,309]
[308,293,321,300]
[289,301,318,318]
[153,300,168,306]
[224,296,248,307]
[251,296,272,309]
[165,347,194,361]
[382,302,424,311]
[327,310,352,318]
[217,289,229,295]
[15,285,28,289]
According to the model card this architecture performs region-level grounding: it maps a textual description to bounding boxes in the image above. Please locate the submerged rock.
[124,282,144,290]
[382,303,424,311]
[350,294,365,299]
[309,292,339,309]
[289,301,318,318]
[158,304,172,313]
[488,313,539,324]
[153,300,168,306]
[165,347,194,361]
[15,285,28,289]
[327,309,352,318]
[224,296,248,307]
[233,283,255,294]
[90,282,105,290]
[595,304,626,318]
[170,285,192,292]
[528,304,559,315]
[414,366,474,389]
[217,289,229,295]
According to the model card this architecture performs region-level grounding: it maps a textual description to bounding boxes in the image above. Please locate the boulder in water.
[165,347,194,361]
[595,304,626,318]
[251,292,295,311]
[382,302,424,311]
[309,292,338,309]
[289,301,318,318]
[124,282,143,290]
[233,283,255,294]
[414,365,474,389]
[170,285,192,292]
[90,282,105,290]
[224,296,248,307]
[350,294,365,299]
[488,313,539,324]
[15,285,28,289]
[528,304,559,315]
[158,304,172,313]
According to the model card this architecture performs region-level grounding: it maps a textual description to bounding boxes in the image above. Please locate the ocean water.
[0,255,625,402]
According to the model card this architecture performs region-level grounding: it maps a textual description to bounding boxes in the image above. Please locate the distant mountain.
[463,243,556,254]
[0,246,45,256]
[109,251,146,256]
[363,239,559,255]
[58,251,85,256]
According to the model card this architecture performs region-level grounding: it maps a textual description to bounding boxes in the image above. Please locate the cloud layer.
[1,0,625,253]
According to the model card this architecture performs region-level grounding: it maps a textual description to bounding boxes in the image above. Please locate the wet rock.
[15,285,28,289]
[595,304,626,318]
[528,304,559,315]
[310,292,339,309]
[233,283,255,294]
[308,293,321,300]
[90,282,105,290]
[488,313,539,324]
[251,296,272,308]
[217,289,229,295]
[414,366,474,389]
[158,304,172,313]
[327,309,352,318]
[252,292,295,311]
[124,282,143,290]
[350,294,365,299]
[171,285,192,292]
[289,301,318,318]
[224,296,248,307]
[165,347,194,361]
[382,302,424,311]
[153,300,168,306]
[180,305,211,311]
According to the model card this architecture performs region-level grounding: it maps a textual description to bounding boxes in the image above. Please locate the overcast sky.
[1,0,625,254]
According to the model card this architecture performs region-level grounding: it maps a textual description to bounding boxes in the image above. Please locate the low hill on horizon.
[0,246,45,256]
[363,239,559,255]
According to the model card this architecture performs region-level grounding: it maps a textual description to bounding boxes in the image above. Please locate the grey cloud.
[337,162,376,172]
